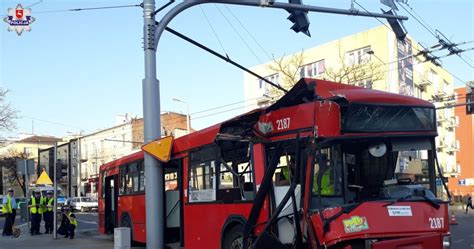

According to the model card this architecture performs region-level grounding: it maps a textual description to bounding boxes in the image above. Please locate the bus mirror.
[368,142,387,158]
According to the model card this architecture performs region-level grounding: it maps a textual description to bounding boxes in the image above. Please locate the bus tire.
[121,215,137,246]
[223,225,244,249]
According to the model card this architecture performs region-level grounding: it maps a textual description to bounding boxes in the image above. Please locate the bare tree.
[0,88,17,132]
[322,43,384,87]
[0,148,27,197]
[267,51,305,98]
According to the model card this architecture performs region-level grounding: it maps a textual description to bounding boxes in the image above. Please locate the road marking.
[454,239,465,243]
[77,218,97,225]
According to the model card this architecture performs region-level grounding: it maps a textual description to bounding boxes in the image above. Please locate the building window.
[258,74,280,94]
[353,78,373,89]
[346,46,371,66]
[299,60,326,78]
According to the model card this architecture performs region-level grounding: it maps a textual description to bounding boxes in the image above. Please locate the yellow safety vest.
[282,166,290,181]
[1,196,12,214]
[67,213,78,226]
[313,168,335,195]
[45,198,54,212]
[30,197,45,214]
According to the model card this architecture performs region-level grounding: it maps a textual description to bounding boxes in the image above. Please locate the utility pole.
[142,1,407,248]
[53,142,58,239]
[142,0,163,248]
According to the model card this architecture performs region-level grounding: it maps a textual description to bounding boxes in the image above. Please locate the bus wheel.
[224,225,244,249]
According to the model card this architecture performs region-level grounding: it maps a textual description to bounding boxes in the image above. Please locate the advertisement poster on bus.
[397,38,414,96]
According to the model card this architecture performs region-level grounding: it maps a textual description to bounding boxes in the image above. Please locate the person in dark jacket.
[466,194,473,214]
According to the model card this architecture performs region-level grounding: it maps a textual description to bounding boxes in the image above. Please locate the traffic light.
[287,0,311,37]
[56,159,68,180]
[467,92,474,115]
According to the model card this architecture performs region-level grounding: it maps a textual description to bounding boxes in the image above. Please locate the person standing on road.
[466,194,473,214]
[43,191,54,234]
[2,188,17,236]
[28,190,45,235]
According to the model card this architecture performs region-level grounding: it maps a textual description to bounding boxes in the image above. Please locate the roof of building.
[18,135,62,144]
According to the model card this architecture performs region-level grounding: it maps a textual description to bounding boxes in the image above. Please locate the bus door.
[104,174,118,233]
[164,158,183,245]
[267,139,307,245]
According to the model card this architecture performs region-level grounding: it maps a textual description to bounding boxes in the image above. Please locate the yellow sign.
[141,136,174,162]
[36,170,53,185]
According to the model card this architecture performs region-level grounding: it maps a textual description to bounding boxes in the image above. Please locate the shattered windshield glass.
[342,104,435,133]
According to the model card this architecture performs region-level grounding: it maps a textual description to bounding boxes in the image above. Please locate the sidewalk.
[0,222,114,249]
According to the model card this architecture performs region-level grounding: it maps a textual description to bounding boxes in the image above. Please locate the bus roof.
[100,78,435,170]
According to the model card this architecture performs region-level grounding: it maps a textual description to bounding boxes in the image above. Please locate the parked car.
[70,197,98,212]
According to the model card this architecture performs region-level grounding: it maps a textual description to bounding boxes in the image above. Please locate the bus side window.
[189,146,217,203]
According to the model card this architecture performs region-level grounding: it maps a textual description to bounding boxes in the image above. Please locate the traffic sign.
[141,136,173,162]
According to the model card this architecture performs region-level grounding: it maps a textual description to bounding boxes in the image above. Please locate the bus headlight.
[443,234,451,249]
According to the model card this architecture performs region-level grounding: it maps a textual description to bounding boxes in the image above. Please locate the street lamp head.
[366,49,375,55]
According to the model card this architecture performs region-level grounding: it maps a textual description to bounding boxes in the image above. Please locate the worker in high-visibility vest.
[2,188,17,236]
[313,167,335,195]
[63,207,77,239]
[28,190,45,235]
[42,191,55,234]
[313,154,335,196]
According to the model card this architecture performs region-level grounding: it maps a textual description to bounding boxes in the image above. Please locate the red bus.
[99,78,451,249]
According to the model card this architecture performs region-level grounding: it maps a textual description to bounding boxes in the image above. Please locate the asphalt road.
[1,209,472,248]
[451,207,474,249]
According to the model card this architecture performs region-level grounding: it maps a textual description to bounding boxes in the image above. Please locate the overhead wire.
[33,3,142,14]
[214,4,263,64]
[399,2,474,70]
[223,5,272,60]
[354,0,470,87]
[199,6,229,57]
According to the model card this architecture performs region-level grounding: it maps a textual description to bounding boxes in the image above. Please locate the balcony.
[433,89,447,99]
[436,112,447,123]
[446,140,460,153]
[447,116,460,128]
[437,140,447,151]
[416,72,433,87]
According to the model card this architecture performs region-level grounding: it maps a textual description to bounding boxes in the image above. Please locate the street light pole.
[172,98,190,134]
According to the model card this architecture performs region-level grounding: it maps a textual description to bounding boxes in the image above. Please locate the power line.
[33,3,142,14]
[199,6,228,57]
[214,4,263,64]
[223,5,272,60]
[399,2,474,70]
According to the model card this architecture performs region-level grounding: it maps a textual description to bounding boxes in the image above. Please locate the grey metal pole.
[23,148,29,197]
[77,138,81,197]
[142,0,163,248]
[53,142,58,239]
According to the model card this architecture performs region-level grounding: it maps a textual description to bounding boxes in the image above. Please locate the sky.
[1,0,473,139]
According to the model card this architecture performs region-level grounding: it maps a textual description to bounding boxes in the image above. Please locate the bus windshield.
[310,137,438,209]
